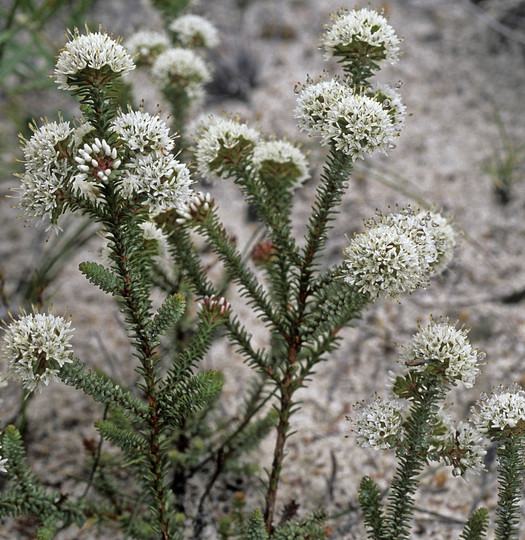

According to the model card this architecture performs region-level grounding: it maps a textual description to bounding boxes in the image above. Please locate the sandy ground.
[1,0,525,538]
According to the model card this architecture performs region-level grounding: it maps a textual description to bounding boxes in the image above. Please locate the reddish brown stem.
[264,341,298,533]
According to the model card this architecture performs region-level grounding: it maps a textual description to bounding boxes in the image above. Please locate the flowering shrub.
[0,6,524,540]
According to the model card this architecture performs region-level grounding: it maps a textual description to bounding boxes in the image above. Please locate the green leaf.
[460,508,489,540]
[358,476,385,540]
[59,360,149,422]
[149,293,186,339]
[79,261,122,296]
[242,509,268,540]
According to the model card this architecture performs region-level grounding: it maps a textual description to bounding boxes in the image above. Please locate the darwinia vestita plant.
[1,7,524,540]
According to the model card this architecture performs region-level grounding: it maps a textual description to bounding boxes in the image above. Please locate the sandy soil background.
[1,0,525,538]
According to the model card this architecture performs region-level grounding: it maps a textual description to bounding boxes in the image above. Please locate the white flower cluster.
[17,120,75,231]
[139,221,171,262]
[75,138,120,181]
[152,48,211,102]
[425,212,457,275]
[1,311,74,392]
[169,14,219,49]
[251,140,309,186]
[295,79,402,160]
[21,120,73,170]
[352,396,406,450]
[473,385,525,435]
[111,109,174,155]
[72,138,120,203]
[18,109,193,228]
[367,83,407,135]
[322,7,401,64]
[176,191,213,224]
[122,153,193,213]
[193,115,261,178]
[55,29,135,90]
[448,421,487,478]
[110,109,193,212]
[126,30,170,64]
[343,209,456,299]
[400,319,480,388]
[201,295,232,317]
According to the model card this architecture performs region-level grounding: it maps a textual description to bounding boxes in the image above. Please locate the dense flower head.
[120,153,193,213]
[343,208,456,299]
[400,318,480,388]
[151,47,211,100]
[421,211,457,275]
[126,30,169,65]
[18,160,72,232]
[295,79,402,160]
[74,138,121,182]
[351,396,406,450]
[169,14,219,49]
[193,115,261,179]
[473,385,525,437]
[343,209,436,299]
[139,221,171,262]
[201,295,232,323]
[251,140,309,185]
[294,78,349,135]
[322,8,401,65]
[54,27,135,90]
[445,421,486,478]
[111,109,174,155]
[326,92,395,159]
[175,191,213,224]
[72,120,96,148]
[17,119,74,230]
[1,310,74,392]
[21,120,73,171]
[366,83,406,134]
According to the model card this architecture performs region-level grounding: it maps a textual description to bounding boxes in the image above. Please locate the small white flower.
[251,140,309,186]
[367,83,406,134]
[176,191,213,224]
[72,121,95,148]
[449,421,486,478]
[473,385,525,435]
[294,79,349,136]
[21,120,73,171]
[169,14,219,49]
[139,221,171,262]
[193,115,261,179]
[55,28,135,91]
[17,119,75,229]
[17,160,73,232]
[423,211,457,275]
[343,209,439,299]
[151,47,211,100]
[326,92,395,159]
[121,153,193,212]
[295,79,398,160]
[322,8,401,65]
[1,311,74,392]
[111,109,174,155]
[400,319,480,388]
[72,139,120,196]
[126,30,170,64]
[351,396,406,450]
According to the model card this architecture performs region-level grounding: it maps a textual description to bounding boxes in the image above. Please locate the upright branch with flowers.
[1,6,525,540]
